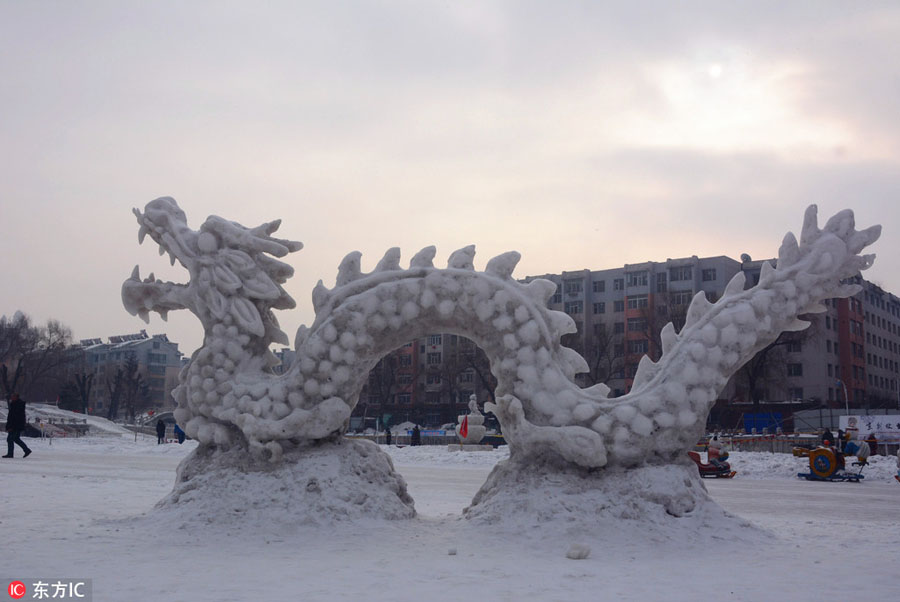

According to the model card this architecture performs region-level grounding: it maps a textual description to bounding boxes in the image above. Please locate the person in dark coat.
[155,419,167,444]
[4,393,32,458]
[410,425,421,446]
[173,423,186,444]
[385,428,392,446]
[821,428,834,447]
[865,433,878,456]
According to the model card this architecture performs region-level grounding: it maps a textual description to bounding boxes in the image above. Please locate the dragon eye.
[198,231,218,253]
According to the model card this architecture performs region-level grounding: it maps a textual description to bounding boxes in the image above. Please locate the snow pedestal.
[155,437,415,531]
[463,454,755,540]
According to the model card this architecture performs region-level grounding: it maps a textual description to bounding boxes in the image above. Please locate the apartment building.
[526,256,743,396]
[78,330,183,413]
[527,259,900,411]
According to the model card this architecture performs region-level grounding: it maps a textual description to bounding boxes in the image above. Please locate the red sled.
[688,451,737,478]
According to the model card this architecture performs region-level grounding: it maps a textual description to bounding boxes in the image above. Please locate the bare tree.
[120,355,150,422]
[464,345,496,404]
[578,323,623,387]
[735,327,810,413]
[58,371,94,414]
[105,366,125,421]
[0,312,73,401]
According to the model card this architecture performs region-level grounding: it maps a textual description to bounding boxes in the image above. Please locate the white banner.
[838,415,900,443]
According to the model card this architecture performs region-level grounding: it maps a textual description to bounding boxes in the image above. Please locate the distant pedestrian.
[865,433,878,456]
[156,419,167,444]
[4,393,32,459]
[385,428,392,446]
[173,423,186,444]
[821,429,834,447]
[411,425,421,446]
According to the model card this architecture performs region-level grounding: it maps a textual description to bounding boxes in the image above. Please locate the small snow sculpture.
[456,394,486,444]
[124,199,879,524]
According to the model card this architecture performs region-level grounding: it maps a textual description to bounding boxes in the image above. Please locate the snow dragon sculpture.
[123,198,879,473]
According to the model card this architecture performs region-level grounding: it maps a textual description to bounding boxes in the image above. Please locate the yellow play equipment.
[793,436,869,482]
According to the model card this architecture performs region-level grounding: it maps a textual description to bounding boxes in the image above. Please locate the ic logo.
[8,581,26,599]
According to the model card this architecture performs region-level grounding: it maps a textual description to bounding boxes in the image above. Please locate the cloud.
[0,1,898,354]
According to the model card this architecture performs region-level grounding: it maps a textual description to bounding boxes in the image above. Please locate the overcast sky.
[2,1,898,355]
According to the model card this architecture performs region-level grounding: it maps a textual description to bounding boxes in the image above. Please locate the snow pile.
[42,436,200,456]
[0,403,133,436]
[387,443,508,468]
[464,455,763,545]
[729,450,899,481]
[153,438,414,533]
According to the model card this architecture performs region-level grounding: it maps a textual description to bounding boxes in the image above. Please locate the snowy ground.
[2,436,898,601]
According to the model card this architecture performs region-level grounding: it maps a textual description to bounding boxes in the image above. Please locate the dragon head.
[123,197,303,346]
[122,197,197,323]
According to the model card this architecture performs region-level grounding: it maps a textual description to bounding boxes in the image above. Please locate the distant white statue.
[456,394,486,444]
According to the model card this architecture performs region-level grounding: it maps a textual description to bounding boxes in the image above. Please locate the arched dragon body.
[123,198,879,467]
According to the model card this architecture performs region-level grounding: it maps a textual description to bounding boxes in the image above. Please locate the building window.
[656,273,667,293]
[670,266,692,281]
[427,334,442,345]
[627,339,648,354]
[789,387,804,400]
[626,271,648,287]
[614,300,625,312]
[627,317,647,332]
[787,341,801,353]
[787,363,803,376]
[614,344,624,357]
[701,268,717,282]
[614,322,625,334]
[564,279,583,294]
[551,283,562,304]
[426,373,442,385]
[593,302,605,314]
[398,374,413,385]
[397,393,411,404]
[671,291,693,306]
[564,301,584,315]
[398,355,412,366]
[459,371,474,383]
[427,352,441,365]
[627,294,648,309]
[592,280,605,293]
[613,278,624,291]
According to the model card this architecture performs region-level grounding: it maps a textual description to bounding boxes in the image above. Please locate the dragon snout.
[121,265,178,323]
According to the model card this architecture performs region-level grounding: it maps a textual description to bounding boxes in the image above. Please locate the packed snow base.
[158,438,415,527]
[5,438,900,602]
[123,199,880,525]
